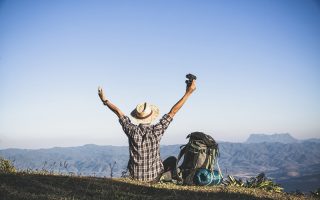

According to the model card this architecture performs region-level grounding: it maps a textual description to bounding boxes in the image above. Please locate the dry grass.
[0,173,316,200]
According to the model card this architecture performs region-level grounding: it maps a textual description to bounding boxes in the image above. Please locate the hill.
[0,172,315,200]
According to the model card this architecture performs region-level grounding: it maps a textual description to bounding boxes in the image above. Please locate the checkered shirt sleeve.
[153,114,173,138]
[119,115,137,137]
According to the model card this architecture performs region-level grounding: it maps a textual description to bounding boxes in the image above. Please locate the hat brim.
[130,104,159,124]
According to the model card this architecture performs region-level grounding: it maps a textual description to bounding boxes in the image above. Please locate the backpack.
[176,132,222,185]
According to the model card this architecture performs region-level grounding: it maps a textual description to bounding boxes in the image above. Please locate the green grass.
[0,172,316,200]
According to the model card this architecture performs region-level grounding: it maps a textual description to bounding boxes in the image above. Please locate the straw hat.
[130,102,159,124]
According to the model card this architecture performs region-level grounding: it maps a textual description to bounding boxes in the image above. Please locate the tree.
[108,161,117,178]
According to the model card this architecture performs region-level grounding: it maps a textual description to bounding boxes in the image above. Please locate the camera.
[185,73,197,86]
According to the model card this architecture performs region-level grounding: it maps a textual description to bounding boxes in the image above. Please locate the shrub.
[311,188,320,197]
[224,173,284,193]
[0,157,16,174]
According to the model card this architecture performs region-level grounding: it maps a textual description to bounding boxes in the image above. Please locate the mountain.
[303,138,320,143]
[0,144,129,177]
[245,133,299,143]
[1,141,320,192]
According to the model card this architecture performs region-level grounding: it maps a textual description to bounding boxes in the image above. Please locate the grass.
[0,172,316,200]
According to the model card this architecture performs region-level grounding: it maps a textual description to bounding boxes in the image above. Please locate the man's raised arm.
[168,80,196,118]
[98,86,124,118]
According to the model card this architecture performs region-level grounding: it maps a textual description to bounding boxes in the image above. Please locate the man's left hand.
[98,86,108,103]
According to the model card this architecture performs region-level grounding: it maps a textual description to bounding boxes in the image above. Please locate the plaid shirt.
[119,114,173,181]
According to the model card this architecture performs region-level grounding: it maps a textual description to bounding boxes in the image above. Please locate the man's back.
[119,114,172,181]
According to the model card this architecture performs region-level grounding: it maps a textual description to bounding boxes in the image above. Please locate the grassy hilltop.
[0,173,316,200]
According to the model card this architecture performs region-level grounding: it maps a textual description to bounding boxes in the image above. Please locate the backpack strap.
[208,147,223,179]
[176,145,187,166]
[175,145,187,181]
[216,158,223,179]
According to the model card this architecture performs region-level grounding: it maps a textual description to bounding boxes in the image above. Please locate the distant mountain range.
[245,133,320,144]
[1,133,319,192]
[245,133,298,143]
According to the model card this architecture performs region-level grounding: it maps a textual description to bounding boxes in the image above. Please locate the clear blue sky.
[0,0,319,149]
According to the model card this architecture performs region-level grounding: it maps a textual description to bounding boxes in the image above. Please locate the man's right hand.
[186,80,196,94]
[168,79,196,118]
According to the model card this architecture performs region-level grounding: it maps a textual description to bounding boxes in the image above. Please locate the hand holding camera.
[185,73,197,94]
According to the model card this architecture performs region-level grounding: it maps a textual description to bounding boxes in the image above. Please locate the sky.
[0,0,319,149]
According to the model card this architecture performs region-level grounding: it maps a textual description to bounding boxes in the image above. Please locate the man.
[98,78,196,182]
